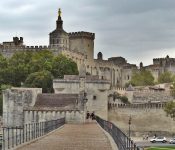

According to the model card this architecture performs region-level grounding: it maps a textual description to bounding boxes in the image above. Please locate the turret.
[140,62,143,69]
[49,8,69,50]
[56,8,63,30]
[97,52,103,60]
[69,32,95,60]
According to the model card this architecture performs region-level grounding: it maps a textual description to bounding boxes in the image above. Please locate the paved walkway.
[16,122,113,150]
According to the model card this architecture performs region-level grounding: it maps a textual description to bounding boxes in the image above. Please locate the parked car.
[169,138,175,144]
[150,136,167,143]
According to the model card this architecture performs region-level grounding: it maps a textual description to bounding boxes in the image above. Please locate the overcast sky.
[1,0,175,66]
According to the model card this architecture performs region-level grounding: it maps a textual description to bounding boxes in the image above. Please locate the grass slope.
[147,146,175,150]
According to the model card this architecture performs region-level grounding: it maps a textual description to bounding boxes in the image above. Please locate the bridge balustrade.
[2,118,65,150]
[95,116,140,150]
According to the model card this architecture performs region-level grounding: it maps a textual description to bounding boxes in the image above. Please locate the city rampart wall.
[108,108,175,137]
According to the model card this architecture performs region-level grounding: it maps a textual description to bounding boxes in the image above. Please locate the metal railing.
[2,118,65,150]
[95,116,139,150]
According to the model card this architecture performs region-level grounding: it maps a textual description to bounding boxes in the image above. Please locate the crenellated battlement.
[153,58,164,61]
[0,44,85,58]
[69,31,95,40]
[25,45,49,49]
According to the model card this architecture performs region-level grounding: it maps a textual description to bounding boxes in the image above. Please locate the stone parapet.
[69,31,95,40]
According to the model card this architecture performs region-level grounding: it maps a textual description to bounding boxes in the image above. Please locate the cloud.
[0,0,175,65]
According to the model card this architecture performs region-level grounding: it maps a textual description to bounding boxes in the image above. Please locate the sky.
[0,0,175,66]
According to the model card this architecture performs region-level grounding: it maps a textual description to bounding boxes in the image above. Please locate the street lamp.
[83,92,88,110]
[128,115,131,138]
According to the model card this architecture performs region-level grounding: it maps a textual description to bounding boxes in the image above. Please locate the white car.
[169,138,175,144]
[150,137,167,143]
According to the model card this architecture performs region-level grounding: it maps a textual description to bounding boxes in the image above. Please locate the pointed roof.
[50,8,67,35]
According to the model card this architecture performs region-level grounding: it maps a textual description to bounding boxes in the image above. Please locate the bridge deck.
[16,122,113,150]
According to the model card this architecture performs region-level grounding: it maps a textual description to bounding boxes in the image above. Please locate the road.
[136,141,175,148]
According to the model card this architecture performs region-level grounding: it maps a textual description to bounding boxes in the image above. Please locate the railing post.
[32,123,33,139]
[25,124,27,142]
[23,125,24,144]
[37,122,38,138]
[20,128,22,145]
[12,128,14,148]
[7,128,9,149]
[16,127,17,146]
[29,123,31,141]
[3,128,5,150]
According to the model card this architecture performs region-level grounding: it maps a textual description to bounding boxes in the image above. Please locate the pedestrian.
[86,111,90,119]
[91,112,95,120]
[146,134,149,140]
[153,134,157,139]
[142,135,145,140]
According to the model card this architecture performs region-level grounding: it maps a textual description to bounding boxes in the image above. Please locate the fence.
[108,102,166,110]
[2,118,65,150]
[95,116,139,150]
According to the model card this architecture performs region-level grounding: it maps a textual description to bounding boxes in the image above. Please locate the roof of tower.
[50,8,67,35]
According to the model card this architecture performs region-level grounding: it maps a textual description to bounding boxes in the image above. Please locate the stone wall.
[108,108,175,137]
[3,88,42,127]
[115,88,173,103]
[132,91,173,103]
[24,109,84,124]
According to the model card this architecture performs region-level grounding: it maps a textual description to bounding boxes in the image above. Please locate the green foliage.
[158,71,175,83]
[0,84,12,92]
[112,92,130,104]
[1,52,33,86]
[130,69,154,86]
[113,92,120,100]
[0,51,78,93]
[164,101,175,120]
[29,50,53,73]
[0,94,2,115]
[51,54,78,78]
[120,96,129,104]
[171,82,175,98]
[147,146,175,150]
[25,71,53,93]
[0,54,8,85]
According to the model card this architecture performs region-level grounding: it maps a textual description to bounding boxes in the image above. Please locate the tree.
[164,101,175,120]
[51,54,78,78]
[0,54,8,85]
[120,96,130,104]
[29,50,53,73]
[0,95,2,115]
[130,69,154,86]
[3,52,33,86]
[158,71,175,83]
[0,51,79,93]
[24,70,53,93]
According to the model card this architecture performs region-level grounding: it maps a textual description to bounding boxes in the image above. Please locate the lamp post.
[128,115,131,138]
[83,92,88,110]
